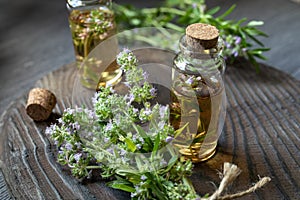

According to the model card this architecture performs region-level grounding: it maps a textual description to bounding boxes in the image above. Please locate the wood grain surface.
[1,1,300,199]
[0,60,299,199]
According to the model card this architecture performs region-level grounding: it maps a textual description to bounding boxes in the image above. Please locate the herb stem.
[86,165,102,169]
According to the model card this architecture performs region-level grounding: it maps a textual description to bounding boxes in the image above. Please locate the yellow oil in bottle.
[170,75,225,162]
[69,8,122,89]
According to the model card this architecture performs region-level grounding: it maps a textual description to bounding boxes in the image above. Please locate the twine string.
[203,162,271,200]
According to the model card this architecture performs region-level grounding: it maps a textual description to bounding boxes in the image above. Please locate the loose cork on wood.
[26,88,56,121]
[186,23,219,50]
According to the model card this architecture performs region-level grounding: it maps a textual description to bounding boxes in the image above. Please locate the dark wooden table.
[0,59,299,199]
[0,0,300,199]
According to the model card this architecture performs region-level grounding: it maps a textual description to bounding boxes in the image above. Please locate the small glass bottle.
[170,23,226,162]
[66,0,121,89]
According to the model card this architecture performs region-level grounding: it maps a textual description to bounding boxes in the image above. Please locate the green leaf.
[153,133,161,153]
[246,51,260,73]
[247,20,264,27]
[132,123,153,150]
[236,17,247,26]
[251,47,271,51]
[135,156,143,171]
[144,173,167,200]
[160,155,178,174]
[115,168,139,177]
[107,180,135,193]
[244,27,268,37]
[165,0,181,7]
[217,4,236,19]
[249,48,270,60]
[174,122,189,138]
[125,138,136,152]
[206,6,220,15]
[164,22,185,32]
[246,33,265,47]
[253,53,268,60]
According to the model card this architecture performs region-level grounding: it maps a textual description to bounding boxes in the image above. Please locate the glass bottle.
[170,23,226,162]
[66,0,121,89]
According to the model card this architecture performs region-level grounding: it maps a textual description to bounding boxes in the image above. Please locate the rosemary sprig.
[114,0,270,71]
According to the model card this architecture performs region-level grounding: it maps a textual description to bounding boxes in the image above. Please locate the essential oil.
[171,23,226,162]
[170,73,225,162]
[68,6,121,89]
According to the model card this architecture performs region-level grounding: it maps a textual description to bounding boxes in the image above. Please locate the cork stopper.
[186,23,219,50]
[26,88,57,121]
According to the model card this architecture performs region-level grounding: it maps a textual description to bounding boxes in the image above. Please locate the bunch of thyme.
[46,49,199,199]
[114,0,270,71]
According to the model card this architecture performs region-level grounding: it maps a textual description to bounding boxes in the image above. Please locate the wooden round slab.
[0,60,299,199]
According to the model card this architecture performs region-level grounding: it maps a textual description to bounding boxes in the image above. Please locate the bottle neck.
[179,35,223,59]
[66,0,111,10]
[174,35,225,75]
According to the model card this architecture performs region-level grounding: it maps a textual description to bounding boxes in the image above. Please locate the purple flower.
[72,122,80,130]
[65,127,73,134]
[159,105,168,119]
[233,50,239,57]
[123,48,131,54]
[105,121,113,131]
[143,71,149,80]
[87,109,96,119]
[242,48,248,52]
[124,82,131,88]
[143,109,152,116]
[119,149,127,156]
[150,87,157,97]
[104,137,110,143]
[160,159,167,166]
[132,134,138,142]
[132,108,139,114]
[58,118,63,124]
[92,93,99,104]
[165,136,173,143]
[126,93,135,104]
[75,142,81,148]
[107,147,114,154]
[109,87,115,93]
[127,55,133,61]
[224,41,231,49]
[88,132,94,137]
[65,143,73,151]
[45,124,55,135]
[141,175,147,181]
[139,137,145,144]
[76,106,83,113]
[74,153,82,162]
[192,3,197,9]
[65,108,75,115]
[234,36,242,45]
[185,77,194,85]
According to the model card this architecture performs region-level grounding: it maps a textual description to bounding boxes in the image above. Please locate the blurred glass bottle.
[66,0,121,89]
